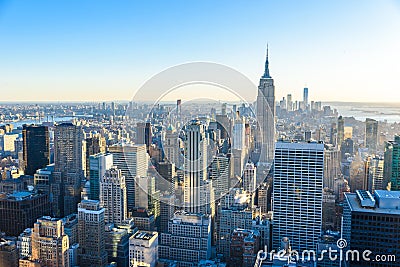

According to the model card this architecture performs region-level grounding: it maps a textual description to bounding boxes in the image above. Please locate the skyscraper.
[272,141,324,251]
[343,190,400,267]
[109,143,148,210]
[156,161,176,194]
[210,155,229,199]
[163,124,180,168]
[232,115,245,150]
[183,120,213,215]
[256,46,275,162]
[136,122,152,152]
[367,156,384,192]
[89,153,113,200]
[85,133,106,177]
[31,216,70,267]
[22,125,50,176]
[286,94,293,112]
[77,200,108,267]
[324,145,341,190]
[337,116,344,148]
[383,135,400,191]
[100,167,127,224]
[242,162,256,193]
[134,176,160,225]
[303,87,309,110]
[52,123,85,217]
[365,118,378,153]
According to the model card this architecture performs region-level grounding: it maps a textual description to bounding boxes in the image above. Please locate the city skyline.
[0,0,399,102]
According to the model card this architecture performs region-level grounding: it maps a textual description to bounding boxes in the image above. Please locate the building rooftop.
[172,210,210,225]
[345,190,400,215]
[131,231,156,240]
[0,191,43,201]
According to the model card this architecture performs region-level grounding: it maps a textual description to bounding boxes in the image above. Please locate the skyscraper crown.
[262,44,271,78]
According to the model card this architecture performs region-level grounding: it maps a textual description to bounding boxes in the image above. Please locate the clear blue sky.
[0,0,399,102]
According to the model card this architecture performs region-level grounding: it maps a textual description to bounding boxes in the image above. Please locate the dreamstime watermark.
[123,62,274,207]
[256,239,396,263]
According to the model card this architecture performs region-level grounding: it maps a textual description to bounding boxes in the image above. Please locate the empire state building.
[256,46,275,163]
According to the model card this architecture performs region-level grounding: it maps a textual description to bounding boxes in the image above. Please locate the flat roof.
[345,192,400,215]
[132,231,156,240]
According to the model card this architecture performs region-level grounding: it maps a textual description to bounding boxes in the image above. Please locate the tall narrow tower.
[256,45,275,162]
[183,120,213,215]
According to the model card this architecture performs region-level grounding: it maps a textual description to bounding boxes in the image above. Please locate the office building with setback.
[159,211,211,266]
[77,200,108,267]
[31,216,70,267]
[129,231,158,267]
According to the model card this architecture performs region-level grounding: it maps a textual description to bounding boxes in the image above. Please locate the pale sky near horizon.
[0,0,399,103]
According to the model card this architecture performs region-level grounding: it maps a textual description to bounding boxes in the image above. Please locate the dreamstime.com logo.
[256,239,397,264]
[123,62,274,207]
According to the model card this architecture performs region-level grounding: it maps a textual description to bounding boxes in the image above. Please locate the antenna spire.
[263,44,271,78]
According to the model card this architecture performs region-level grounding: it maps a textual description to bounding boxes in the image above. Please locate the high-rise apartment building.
[22,125,50,176]
[273,141,324,251]
[31,216,70,267]
[77,200,108,267]
[100,167,127,224]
